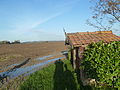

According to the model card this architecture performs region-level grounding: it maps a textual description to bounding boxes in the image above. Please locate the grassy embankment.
[19,59,93,90]
[19,52,115,90]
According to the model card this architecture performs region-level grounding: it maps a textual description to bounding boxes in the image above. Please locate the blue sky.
[0,0,117,42]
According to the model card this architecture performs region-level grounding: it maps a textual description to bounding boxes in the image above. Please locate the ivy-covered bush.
[82,41,120,89]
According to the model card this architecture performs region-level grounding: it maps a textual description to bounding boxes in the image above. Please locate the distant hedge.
[0,41,10,44]
[0,40,21,44]
[12,40,20,44]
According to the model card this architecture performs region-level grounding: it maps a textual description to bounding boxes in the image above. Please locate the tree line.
[0,40,20,44]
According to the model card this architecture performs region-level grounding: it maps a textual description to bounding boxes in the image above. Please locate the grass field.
[19,59,95,90]
[18,58,117,90]
[1,59,115,90]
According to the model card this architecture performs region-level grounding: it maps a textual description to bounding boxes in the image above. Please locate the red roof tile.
[66,31,120,47]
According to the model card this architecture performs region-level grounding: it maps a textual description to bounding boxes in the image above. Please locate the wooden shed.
[65,30,120,69]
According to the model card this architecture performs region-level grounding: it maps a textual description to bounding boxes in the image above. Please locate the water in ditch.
[0,51,68,86]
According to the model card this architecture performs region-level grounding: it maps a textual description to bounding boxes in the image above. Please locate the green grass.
[19,59,115,90]
[19,59,92,90]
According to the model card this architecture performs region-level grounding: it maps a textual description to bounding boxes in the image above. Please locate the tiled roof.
[66,31,120,47]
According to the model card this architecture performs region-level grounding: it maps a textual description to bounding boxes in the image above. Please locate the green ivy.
[82,41,120,89]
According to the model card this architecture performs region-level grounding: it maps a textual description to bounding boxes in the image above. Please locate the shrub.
[81,41,120,89]
[12,40,20,44]
[0,41,10,44]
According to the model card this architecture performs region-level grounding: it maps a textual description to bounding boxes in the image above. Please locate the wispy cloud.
[28,0,80,29]
[11,0,80,32]
[10,12,63,36]
[29,12,63,29]
[1,0,81,41]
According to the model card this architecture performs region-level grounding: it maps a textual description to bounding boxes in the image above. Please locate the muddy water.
[36,51,68,60]
[0,51,68,85]
[36,55,53,60]
[0,57,65,79]
[0,51,68,71]
[0,64,19,71]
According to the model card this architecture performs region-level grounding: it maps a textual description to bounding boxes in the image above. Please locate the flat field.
[0,41,67,69]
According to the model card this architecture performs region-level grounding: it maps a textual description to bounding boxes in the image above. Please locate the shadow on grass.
[53,60,77,90]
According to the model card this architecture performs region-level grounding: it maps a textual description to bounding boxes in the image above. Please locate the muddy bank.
[0,51,68,88]
[0,56,67,89]
[0,41,67,68]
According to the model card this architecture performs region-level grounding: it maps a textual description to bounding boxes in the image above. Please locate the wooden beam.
[73,48,76,69]
[75,47,80,69]
[72,47,80,69]
[70,49,73,66]
[79,47,85,65]
[71,46,85,69]
[79,46,85,82]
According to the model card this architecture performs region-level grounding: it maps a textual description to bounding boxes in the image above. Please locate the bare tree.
[87,0,120,33]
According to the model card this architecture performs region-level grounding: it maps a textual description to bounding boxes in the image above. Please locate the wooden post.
[72,47,79,69]
[71,47,82,69]
[79,46,85,65]
[70,49,73,66]
[75,47,79,69]
[73,48,76,69]
[79,46,85,83]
